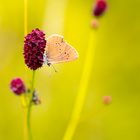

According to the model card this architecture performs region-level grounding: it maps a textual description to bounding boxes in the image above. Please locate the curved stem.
[23,107,28,140]
[24,0,28,36]
[23,71,35,140]
[23,0,32,140]
[27,71,35,140]
[27,104,32,140]
[63,30,97,140]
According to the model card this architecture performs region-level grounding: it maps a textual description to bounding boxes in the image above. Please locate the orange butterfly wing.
[45,34,78,64]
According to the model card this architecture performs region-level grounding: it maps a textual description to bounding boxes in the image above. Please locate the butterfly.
[44,34,79,66]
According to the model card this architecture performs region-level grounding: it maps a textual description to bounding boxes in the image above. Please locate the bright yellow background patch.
[0,0,140,140]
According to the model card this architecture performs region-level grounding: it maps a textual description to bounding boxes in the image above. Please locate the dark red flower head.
[10,78,26,95]
[24,28,46,70]
[93,0,107,17]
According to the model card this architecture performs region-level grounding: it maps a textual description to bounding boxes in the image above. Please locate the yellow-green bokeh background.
[0,0,140,140]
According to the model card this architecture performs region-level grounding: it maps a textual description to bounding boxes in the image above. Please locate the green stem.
[27,105,32,140]
[62,30,96,140]
[27,70,36,140]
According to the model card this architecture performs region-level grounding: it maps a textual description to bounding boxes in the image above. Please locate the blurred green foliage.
[0,0,140,140]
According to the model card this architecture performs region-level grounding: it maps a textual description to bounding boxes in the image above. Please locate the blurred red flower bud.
[10,78,26,95]
[93,0,107,17]
[91,19,99,29]
[103,95,112,105]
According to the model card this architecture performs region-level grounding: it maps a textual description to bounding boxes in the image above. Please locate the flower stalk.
[28,71,35,140]
[63,30,97,140]
[22,71,35,140]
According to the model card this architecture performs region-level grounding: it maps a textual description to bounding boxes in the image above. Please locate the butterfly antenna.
[51,64,58,73]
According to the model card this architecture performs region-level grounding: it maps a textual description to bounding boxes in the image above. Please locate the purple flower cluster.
[24,28,46,70]
[10,78,26,95]
[93,0,107,17]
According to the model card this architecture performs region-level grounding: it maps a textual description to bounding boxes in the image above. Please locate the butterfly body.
[45,34,78,66]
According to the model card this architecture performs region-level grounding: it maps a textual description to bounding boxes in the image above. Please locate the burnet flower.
[93,0,107,17]
[103,95,112,105]
[9,26,79,140]
[10,78,26,95]
[91,19,99,29]
[24,28,46,70]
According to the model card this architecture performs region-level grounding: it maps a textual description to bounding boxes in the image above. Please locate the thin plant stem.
[23,0,29,140]
[23,107,28,140]
[27,70,36,140]
[24,0,28,36]
[22,71,35,140]
[63,30,97,140]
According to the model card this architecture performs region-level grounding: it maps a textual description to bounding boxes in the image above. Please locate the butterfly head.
[43,53,51,66]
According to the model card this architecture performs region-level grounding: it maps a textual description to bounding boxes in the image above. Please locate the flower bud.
[24,28,46,70]
[93,0,107,17]
[91,19,99,29]
[103,95,112,105]
[10,78,26,95]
